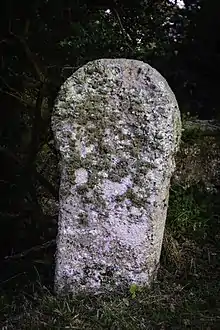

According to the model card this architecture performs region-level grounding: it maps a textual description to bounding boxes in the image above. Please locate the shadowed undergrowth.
[1,183,220,329]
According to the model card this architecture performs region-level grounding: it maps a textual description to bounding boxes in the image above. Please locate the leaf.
[129,284,138,298]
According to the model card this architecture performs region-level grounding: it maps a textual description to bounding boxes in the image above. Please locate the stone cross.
[52,58,181,295]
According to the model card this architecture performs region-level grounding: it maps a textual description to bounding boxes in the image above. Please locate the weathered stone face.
[52,58,181,295]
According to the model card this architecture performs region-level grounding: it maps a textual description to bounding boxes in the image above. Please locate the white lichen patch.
[100,176,133,199]
[52,58,181,295]
[74,168,88,185]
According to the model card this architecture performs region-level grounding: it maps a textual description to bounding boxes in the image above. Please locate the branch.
[27,85,44,165]
[0,146,58,198]
[0,39,9,44]
[0,272,26,286]
[0,75,35,107]
[0,88,34,107]
[0,75,21,94]
[35,171,59,199]
[4,239,56,260]
[10,32,45,82]
[24,19,30,36]
[112,8,135,52]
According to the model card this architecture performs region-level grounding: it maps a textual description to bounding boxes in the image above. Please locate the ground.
[0,183,220,329]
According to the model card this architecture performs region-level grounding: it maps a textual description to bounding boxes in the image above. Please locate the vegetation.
[1,0,220,328]
[1,183,220,329]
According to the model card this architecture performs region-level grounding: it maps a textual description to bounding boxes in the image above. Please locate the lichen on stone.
[52,58,181,295]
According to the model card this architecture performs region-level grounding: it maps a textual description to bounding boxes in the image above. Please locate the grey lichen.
[52,58,181,295]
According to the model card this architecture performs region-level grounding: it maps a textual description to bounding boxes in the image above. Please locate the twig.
[24,19,30,36]
[0,74,36,107]
[0,88,34,107]
[0,39,8,44]
[10,32,45,82]
[4,239,56,260]
[112,8,135,52]
[0,146,58,198]
[35,171,59,198]
[0,272,27,285]
[0,74,24,96]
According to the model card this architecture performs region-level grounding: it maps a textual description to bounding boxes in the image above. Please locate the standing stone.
[52,58,181,295]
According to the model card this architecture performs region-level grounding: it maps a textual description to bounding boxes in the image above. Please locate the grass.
[1,183,220,329]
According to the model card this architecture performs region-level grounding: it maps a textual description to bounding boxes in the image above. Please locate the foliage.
[167,184,209,238]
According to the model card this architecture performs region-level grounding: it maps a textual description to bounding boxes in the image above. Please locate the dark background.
[0,0,219,290]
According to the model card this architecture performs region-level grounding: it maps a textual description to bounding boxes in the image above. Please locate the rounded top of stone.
[53,58,179,117]
[58,58,176,99]
[52,58,181,158]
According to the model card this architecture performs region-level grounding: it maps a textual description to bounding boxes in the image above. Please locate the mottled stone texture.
[52,58,181,295]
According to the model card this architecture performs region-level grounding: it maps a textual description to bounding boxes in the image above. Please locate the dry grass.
[1,183,220,329]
